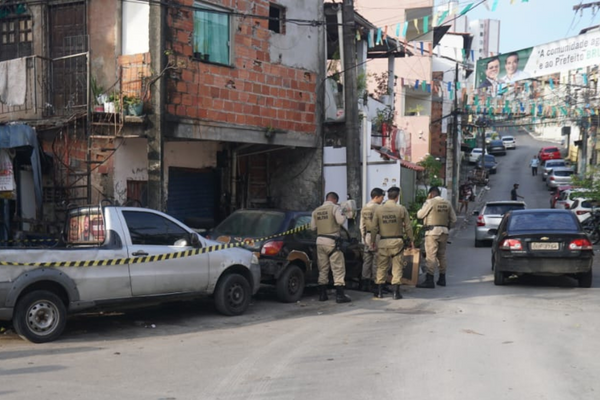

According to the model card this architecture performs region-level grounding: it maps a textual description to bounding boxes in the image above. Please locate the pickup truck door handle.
[131,250,149,257]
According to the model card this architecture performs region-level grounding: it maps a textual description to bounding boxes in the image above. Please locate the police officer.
[359,187,385,292]
[416,186,457,288]
[371,186,414,300]
[310,192,351,303]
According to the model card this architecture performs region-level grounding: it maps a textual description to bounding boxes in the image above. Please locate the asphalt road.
[2,128,599,400]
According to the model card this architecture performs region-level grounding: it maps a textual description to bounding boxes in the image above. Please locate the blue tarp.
[0,124,43,218]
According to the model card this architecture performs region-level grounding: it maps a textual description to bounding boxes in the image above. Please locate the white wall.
[269,0,322,71]
[122,0,149,55]
[113,138,148,205]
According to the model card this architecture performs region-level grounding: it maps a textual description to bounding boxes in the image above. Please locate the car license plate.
[530,242,559,250]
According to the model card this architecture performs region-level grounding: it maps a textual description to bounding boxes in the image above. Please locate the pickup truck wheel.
[276,265,305,303]
[13,291,67,343]
[214,274,251,316]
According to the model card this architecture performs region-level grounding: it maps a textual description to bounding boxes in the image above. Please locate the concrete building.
[0,0,325,236]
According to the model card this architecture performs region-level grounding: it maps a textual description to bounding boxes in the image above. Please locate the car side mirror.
[190,233,201,248]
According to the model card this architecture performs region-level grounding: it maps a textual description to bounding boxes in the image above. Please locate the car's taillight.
[261,240,285,256]
[500,239,522,250]
[576,210,589,215]
[550,176,555,181]
[477,215,486,226]
[564,204,570,209]
[569,238,593,250]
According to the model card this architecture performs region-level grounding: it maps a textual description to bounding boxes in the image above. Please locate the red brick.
[177,81,188,92]
[214,99,224,110]
[220,89,230,100]
[229,91,239,102]
[223,101,234,112]
[177,30,190,44]
[187,83,198,95]
[182,94,192,106]
[210,87,219,98]
[171,94,182,105]
[198,108,208,119]
[186,106,198,118]
[176,105,187,116]
[182,69,194,82]
[234,102,244,113]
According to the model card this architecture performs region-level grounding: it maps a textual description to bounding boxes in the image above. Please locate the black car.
[476,154,498,174]
[207,209,362,302]
[486,139,506,156]
[491,209,593,287]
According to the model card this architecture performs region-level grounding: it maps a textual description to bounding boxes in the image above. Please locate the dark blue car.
[476,154,498,174]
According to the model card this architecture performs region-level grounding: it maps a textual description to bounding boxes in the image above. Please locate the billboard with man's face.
[476,29,600,89]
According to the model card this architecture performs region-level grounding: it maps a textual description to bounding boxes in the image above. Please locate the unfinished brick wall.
[166,0,317,134]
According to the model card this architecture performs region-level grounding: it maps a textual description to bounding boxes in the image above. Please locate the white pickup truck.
[0,205,260,343]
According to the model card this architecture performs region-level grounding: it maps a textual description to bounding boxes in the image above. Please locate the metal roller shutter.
[167,168,216,229]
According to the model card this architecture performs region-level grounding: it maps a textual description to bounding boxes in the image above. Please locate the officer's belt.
[318,234,339,240]
[424,225,447,231]
[380,235,403,239]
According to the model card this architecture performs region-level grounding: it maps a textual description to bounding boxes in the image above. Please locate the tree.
[418,155,443,188]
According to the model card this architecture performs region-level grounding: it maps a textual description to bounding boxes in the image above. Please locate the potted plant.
[91,77,107,112]
[104,92,120,113]
[125,96,143,116]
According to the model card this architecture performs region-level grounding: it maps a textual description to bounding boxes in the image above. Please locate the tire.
[276,264,305,303]
[214,273,251,316]
[494,268,505,286]
[578,268,592,288]
[13,290,67,343]
[590,229,600,245]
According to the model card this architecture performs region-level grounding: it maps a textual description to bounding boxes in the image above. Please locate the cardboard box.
[400,248,421,286]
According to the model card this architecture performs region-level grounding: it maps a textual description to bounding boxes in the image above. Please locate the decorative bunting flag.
[368,30,374,48]
[460,3,474,15]
[437,11,449,26]
[402,21,409,38]
[415,80,420,89]
[492,0,499,11]
[549,78,554,89]
[423,16,429,33]
[396,23,400,37]
[414,19,420,34]
[420,42,424,55]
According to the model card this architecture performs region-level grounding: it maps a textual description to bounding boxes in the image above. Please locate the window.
[268,3,285,34]
[123,211,189,246]
[293,215,316,240]
[0,16,33,62]
[193,2,230,65]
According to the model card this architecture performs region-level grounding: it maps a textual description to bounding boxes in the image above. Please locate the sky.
[464,0,600,53]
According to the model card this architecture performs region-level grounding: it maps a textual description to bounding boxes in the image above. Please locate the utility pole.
[342,0,361,233]
[451,62,460,209]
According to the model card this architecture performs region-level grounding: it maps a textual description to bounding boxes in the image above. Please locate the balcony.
[0,53,89,123]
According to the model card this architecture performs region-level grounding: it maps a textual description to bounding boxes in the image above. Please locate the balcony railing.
[0,53,89,121]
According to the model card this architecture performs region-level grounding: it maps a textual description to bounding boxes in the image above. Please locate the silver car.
[474,201,526,247]
[541,159,568,181]
[546,167,574,190]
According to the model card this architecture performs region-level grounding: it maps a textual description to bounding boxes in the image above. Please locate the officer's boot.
[359,279,370,292]
[319,285,328,301]
[416,273,435,289]
[335,286,352,303]
[374,284,384,298]
[437,273,446,287]
[392,285,403,300]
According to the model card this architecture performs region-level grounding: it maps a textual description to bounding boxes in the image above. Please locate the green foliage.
[418,155,443,188]
[407,189,428,248]
[572,165,600,200]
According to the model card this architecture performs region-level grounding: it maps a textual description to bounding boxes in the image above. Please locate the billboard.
[475,29,600,88]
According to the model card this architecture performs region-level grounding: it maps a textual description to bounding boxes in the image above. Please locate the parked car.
[538,146,562,162]
[0,206,261,343]
[491,209,593,287]
[569,198,599,222]
[550,185,572,208]
[468,148,484,163]
[474,201,526,247]
[546,167,574,190]
[501,135,516,149]
[487,139,506,156]
[541,159,569,181]
[207,209,362,303]
[476,154,498,174]
[555,188,591,210]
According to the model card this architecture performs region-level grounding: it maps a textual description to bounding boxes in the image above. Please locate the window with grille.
[0,16,32,62]
[269,3,285,34]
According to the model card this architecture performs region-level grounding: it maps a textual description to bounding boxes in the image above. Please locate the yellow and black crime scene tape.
[0,238,57,245]
[0,223,310,268]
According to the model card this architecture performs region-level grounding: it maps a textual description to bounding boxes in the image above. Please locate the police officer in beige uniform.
[310,192,352,303]
[371,187,414,300]
[359,187,385,292]
[416,186,457,288]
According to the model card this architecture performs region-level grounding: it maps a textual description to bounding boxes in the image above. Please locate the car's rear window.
[214,211,286,237]
[554,170,573,177]
[546,160,565,167]
[508,212,578,232]
[484,204,525,215]
[502,137,513,141]
[544,147,559,153]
